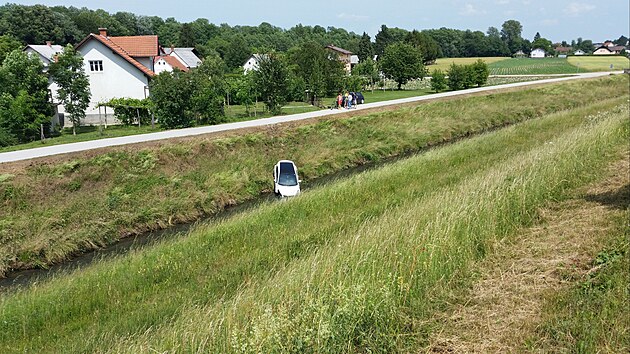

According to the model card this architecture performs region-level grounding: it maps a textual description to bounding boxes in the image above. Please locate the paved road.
[0,72,618,164]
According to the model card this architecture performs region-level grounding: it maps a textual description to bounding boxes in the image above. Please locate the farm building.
[530,48,546,58]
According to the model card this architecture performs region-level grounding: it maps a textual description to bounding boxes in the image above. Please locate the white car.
[273,160,301,197]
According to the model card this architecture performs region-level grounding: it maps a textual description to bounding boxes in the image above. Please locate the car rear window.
[279,162,295,175]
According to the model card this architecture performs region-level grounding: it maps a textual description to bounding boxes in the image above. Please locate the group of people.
[336,92,357,109]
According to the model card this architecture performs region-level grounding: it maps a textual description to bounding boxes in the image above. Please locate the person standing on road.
[347,92,353,109]
[337,93,343,109]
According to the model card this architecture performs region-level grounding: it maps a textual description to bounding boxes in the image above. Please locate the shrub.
[430,69,447,92]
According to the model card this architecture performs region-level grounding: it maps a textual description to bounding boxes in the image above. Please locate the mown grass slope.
[0,75,627,276]
[0,94,627,352]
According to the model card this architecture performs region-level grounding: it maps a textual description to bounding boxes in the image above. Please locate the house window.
[89,60,103,72]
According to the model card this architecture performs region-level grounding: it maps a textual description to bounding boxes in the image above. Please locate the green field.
[488,58,582,75]
[568,55,630,71]
[428,57,509,73]
[0,81,627,351]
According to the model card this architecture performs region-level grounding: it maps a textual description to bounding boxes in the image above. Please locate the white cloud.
[459,3,487,16]
[336,13,369,21]
[564,2,596,16]
[496,0,510,5]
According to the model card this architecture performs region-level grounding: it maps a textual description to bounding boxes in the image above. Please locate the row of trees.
[0,45,90,146]
[430,60,490,93]
[2,4,625,72]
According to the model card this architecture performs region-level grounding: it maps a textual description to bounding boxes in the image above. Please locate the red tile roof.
[76,33,155,77]
[109,35,159,57]
[155,55,189,72]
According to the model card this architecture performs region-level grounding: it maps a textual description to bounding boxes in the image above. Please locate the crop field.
[428,57,509,73]
[0,88,627,351]
[568,55,630,71]
[488,58,581,75]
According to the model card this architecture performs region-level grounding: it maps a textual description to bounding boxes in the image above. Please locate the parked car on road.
[354,92,365,104]
[273,160,301,197]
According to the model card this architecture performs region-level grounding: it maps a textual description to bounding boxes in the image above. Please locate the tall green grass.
[122,105,627,353]
[0,76,627,276]
[0,101,627,352]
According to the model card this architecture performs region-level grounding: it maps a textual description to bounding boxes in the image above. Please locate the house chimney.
[98,28,108,37]
[45,41,52,47]
[170,44,174,52]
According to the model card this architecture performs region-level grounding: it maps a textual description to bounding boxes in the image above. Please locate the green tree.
[179,23,195,47]
[379,42,425,90]
[223,35,252,71]
[486,27,510,57]
[235,72,258,116]
[614,35,628,46]
[471,59,489,87]
[290,41,344,101]
[49,44,91,135]
[423,28,463,58]
[190,54,225,125]
[0,49,53,143]
[446,63,469,91]
[0,35,22,65]
[501,20,524,54]
[405,30,440,64]
[149,70,192,128]
[533,32,541,42]
[252,52,289,115]
[430,69,447,92]
[357,32,373,63]
[352,58,380,89]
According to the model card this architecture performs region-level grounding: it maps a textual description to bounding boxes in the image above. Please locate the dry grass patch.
[425,155,629,353]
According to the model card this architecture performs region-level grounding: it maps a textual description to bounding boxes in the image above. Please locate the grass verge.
[424,155,629,352]
[530,206,629,351]
[0,95,627,352]
[0,75,627,277]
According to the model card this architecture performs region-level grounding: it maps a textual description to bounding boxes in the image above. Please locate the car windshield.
[278,173,298,186]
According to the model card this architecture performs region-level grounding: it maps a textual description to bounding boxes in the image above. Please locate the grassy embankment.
[531,216,629,352]
[0,75,627,277]
[0,88,627,352]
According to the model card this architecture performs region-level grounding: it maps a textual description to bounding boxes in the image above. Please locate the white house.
[23,42,64,69]
[154,55,189,74]
[243,54,260,73]
[72,28,158,125]
[530,48,546,58]
[162,47,201,69]
[593,45,625,55]
[574,49,586,56]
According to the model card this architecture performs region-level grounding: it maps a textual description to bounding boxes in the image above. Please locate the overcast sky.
[10,0,630,42]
